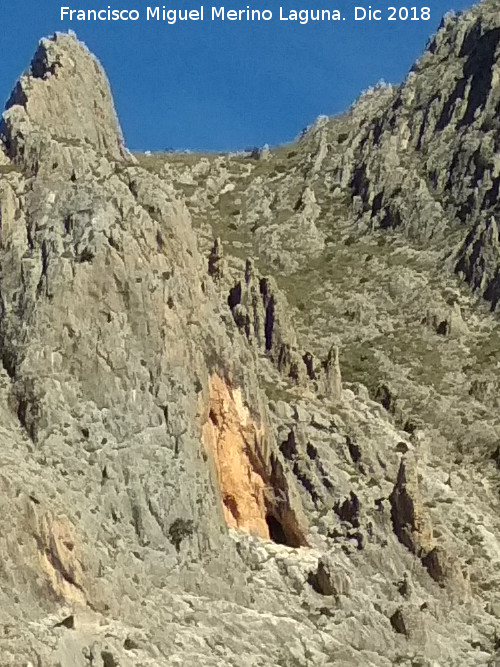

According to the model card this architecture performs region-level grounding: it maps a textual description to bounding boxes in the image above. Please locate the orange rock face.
[202,374,271,539]
[35,512,86,605]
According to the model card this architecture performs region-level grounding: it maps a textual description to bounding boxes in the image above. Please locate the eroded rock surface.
[2,18,500,667]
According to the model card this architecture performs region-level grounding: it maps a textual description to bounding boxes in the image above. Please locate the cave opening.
[266,514,289,546]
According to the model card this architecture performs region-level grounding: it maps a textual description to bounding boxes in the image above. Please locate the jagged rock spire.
[0,32,126,166]
[323,344,342,400]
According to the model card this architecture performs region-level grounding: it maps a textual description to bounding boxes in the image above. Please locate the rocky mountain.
[2,4,500,665]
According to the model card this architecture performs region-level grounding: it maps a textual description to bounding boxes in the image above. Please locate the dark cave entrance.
[265,513,304,549]
[266,514,288,545]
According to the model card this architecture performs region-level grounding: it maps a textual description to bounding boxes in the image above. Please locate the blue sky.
[1,0,473,151]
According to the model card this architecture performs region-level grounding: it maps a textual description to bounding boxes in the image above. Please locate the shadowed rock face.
[344,3,500,310]
[3,13,500,666]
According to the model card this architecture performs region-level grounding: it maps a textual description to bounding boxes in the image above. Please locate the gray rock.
[1,12,500,667]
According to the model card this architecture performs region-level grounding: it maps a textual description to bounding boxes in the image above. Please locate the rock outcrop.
[389,457,434,557]
[2,16,500,667]
[1,33,126,171]
[202,373,307,546]
[344,3,500,312]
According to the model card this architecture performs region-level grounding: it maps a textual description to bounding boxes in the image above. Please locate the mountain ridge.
[1,7,500,666]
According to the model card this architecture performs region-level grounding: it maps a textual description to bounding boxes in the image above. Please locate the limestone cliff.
[2,14,500,667]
